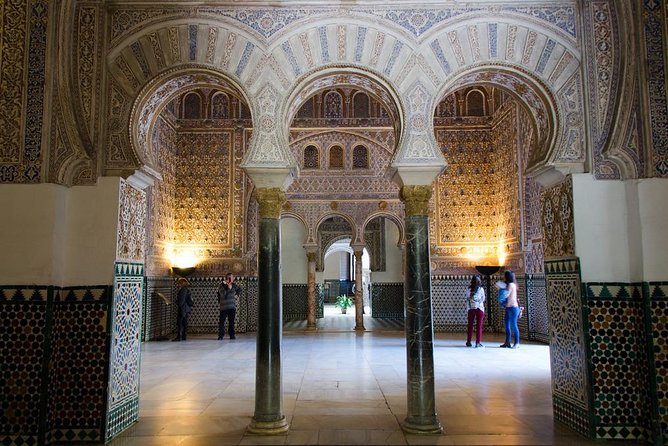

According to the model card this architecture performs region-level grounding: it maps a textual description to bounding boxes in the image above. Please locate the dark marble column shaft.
[249,188,288,434]
[401,186,442,434]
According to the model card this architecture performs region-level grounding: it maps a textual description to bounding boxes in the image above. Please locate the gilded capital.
[400,185,432,216]
[256,187,286,219]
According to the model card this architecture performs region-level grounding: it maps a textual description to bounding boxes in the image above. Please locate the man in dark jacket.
[217,273,241,340]
[173,277,194,341]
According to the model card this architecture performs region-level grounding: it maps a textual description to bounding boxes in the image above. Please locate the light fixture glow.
[166,245,200,268]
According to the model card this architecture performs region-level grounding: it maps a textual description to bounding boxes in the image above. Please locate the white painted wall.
[0,184,66,285]
[280,217,307,283]
[571,174,668,283]
[0,179,121,286]
[64,177,121,285]
[370,221,403,282]
[323,252,344,280]
[573,174,634,282]
[638,178,668,281]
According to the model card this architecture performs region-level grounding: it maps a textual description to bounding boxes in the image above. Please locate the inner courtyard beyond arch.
[1,1,668,445]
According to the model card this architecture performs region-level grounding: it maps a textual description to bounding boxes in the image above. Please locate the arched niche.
[283,67,405,148]
[129,66,252,176]
[315,215,355,273]
[436,66,560,176]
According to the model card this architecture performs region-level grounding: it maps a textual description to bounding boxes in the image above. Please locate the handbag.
[497,288,508,308]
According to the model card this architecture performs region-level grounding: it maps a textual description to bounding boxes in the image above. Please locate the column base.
[401,417,443,435]
[354,324,366,331]
[305,325,317,332]
[247,417,289,435]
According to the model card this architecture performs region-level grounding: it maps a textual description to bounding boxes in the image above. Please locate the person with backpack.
[173,277,194,341]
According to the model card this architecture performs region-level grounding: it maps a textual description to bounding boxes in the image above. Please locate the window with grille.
[352,145,369,169]
[329,145,344,169]
[304,145,319,169]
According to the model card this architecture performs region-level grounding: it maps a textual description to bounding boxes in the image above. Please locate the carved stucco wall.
[55,3,589,181]
[8,2,663,189]
[0,0,49,184]
[541,175,575,258]
[145,116,249,276]
[430,101,524,274]
[145,115,177,275]
[288,129,398,200]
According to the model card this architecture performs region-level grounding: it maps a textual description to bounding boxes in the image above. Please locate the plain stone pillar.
[248,188,289,434]
[353,249,365,331]
[400,185,443,434]
[306,250,317,331]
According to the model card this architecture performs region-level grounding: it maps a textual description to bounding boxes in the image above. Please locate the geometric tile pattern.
[0,286,113,445]
[647,282,668,441]
[106,262,143,441]
[585,283,650,441]
[545,258,590,437]
[0,287,50,443]
[283,284,309,321]
[515,275,529,340]
[243,277,259,333]
[185,277,227,334]
[370,282,404,319]
[431,276,472,332]
[527,274,549,343]
[553,395,592,438]
[46,287,111,444]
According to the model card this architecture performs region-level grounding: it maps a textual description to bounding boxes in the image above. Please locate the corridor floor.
[109,314,628,446]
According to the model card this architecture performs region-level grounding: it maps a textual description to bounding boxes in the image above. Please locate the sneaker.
[499,343,510,348]
[217,336,223,340]
[475,343,484,348]
[511,344,520,349]
[465,341,472,347]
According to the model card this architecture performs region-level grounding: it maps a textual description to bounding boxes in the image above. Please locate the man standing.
[217,273,241,340]
[173,277,194,341]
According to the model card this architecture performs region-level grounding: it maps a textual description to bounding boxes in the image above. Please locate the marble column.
[400,185,442,434]
[248,188,289,435]
[353,249,365,331]
[306,250,317,331]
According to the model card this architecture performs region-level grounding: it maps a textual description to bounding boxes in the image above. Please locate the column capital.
[400,185,432,217]
[306,251,317,262]
[256,188,286,219]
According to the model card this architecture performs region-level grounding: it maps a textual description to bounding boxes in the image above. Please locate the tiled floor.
[110,310,629,446]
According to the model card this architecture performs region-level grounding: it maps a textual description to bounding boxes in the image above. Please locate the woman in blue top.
[466,275,486,348]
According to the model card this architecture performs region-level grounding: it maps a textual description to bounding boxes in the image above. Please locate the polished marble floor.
[110,309,632,446]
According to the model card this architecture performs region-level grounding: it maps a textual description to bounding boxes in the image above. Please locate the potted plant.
[334,294,354,314]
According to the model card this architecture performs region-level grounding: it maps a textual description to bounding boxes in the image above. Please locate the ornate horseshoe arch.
[436,64,562,178]
[128,66,253,178]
